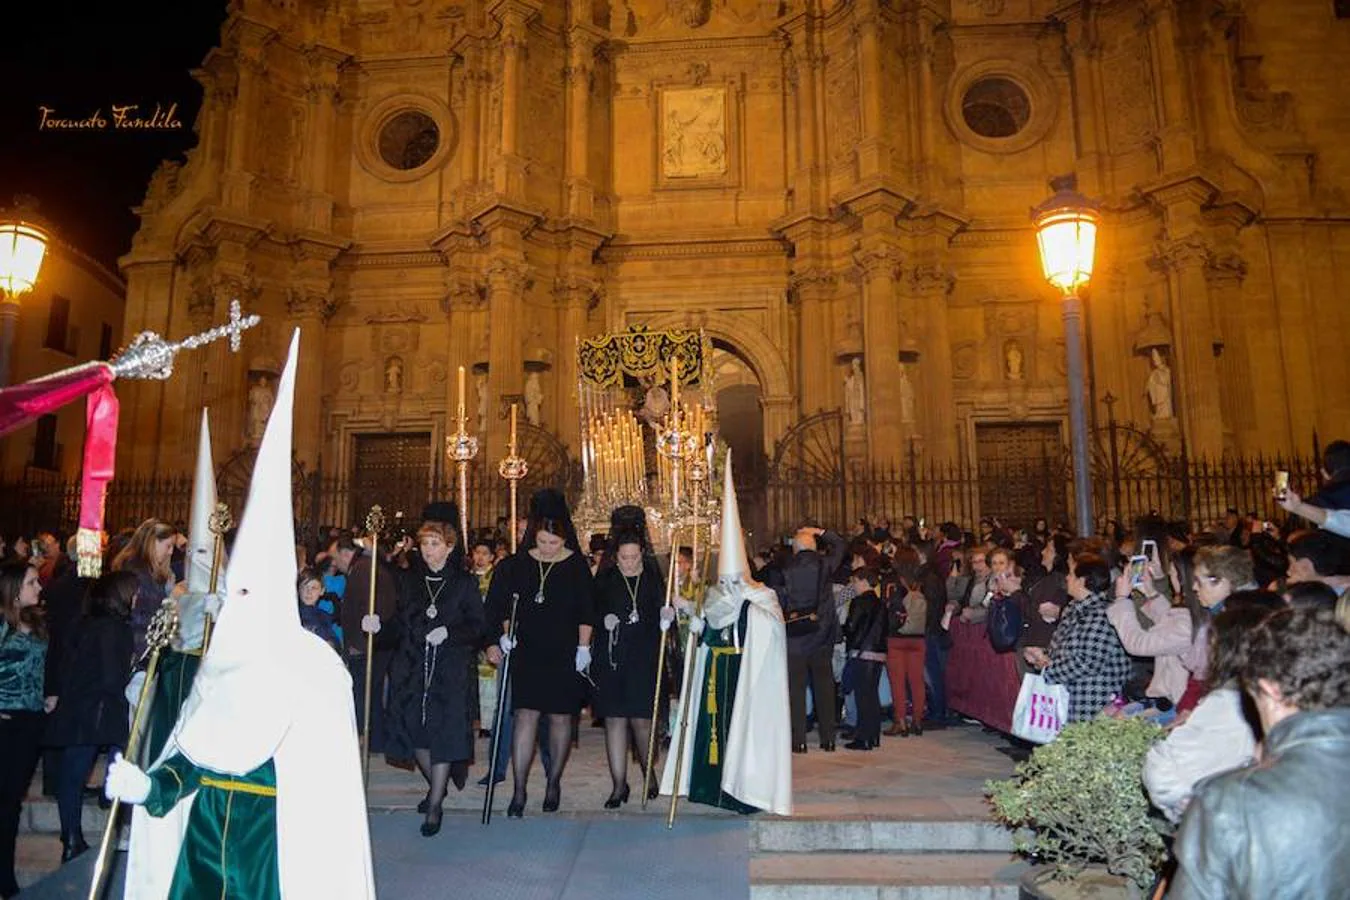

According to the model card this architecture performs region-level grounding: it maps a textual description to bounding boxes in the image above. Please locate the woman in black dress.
[44,571,135,862]
[591,530,668,807]
[386,521,483,836]
[489,491,593,817]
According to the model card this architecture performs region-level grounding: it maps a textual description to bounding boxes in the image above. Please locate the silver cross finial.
[109,300,261,380]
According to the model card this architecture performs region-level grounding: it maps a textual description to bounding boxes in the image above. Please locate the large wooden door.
[975,423,1067,529]
[350,432,433,528]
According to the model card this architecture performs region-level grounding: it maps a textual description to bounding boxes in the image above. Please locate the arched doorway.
[710,340,766,541]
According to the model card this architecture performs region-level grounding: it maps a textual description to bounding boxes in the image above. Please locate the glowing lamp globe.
[1031,176,1100,295]
[0,221,49,297]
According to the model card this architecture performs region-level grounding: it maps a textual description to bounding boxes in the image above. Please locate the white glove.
[499,634,517,654]
[603,613,620,633]
[688,616,705,636]
[105,753,151,805]
[361,614,381,635]
[575,645,591,672]
[202,593,223,619]
[124,670,146,706]
[426,625,448,647]
[659,606,677,632]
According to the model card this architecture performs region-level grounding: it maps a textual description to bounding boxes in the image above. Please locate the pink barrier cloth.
[0,362,113,437]
[945,618,1022,735]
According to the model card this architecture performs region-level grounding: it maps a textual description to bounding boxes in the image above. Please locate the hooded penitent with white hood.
[139,408,224,765]
[110,330,376,900]
[660,451,792,815]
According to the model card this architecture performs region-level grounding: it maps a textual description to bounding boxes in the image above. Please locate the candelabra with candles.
[498,404,529,554]
[447,365,479,545]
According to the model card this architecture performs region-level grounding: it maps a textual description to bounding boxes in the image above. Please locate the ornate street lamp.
[0,213,51,388]
[1032,175,1101,537]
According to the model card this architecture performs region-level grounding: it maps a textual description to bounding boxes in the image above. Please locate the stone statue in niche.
[476,372,488,434]
[844,357,866,426]
[524,371,544,426]
[898,364,916,425]
[384,356,404,393]
[1004,341,1025,382]
[1145,348,1175,420]
[246,376,275,444]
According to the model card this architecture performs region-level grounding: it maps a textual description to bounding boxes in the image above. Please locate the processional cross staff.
[360,504,386,786]
[199,501,233,655]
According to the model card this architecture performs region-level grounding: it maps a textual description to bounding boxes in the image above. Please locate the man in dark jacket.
[768,526,846,753]
[335,536,402,755]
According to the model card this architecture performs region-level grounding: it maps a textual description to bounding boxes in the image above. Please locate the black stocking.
[413,748,433,806]
[511,708,541,804]
[545,712,573,790]
[630,718,655,797]
[604,717,630,794]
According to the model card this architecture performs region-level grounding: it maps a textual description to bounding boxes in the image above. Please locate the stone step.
[21,798,111,835]
[750,851,1029,900]
[752,817,1014,854]
[15,832,64,890]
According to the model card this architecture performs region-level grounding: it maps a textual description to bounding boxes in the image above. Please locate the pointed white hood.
[718,449,749,583]
[185,409,217,594]
[174,329,302,772]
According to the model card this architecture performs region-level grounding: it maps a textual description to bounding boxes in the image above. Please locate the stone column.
[788,269,836,417]
[1143,0,1198,171]
[223,24,272,209]
[853,240,904,466]
[781,10,825,212]
[488,0,541,197]
[301,48,345,231]
[116,254,177,473]
[555,276,595,450]
[1152,230,1225,458]
[907,262,957,462]
[484,257,530,457]
[563,25,601,220]
[1203,250,1251,454]
[285,242,341,470]
[1263,223,1318,452]
[851,0,894,177]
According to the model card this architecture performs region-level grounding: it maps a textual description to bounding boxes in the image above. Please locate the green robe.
[686,621,757,814]
[144,650,201,765]
[144,754,280,900]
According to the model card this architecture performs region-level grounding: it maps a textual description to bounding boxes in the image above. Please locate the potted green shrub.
[986,716,1167,899]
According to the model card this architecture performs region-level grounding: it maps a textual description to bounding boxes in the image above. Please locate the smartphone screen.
[1126,555,1148,587]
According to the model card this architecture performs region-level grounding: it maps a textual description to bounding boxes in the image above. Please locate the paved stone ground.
[19,721,1020,899]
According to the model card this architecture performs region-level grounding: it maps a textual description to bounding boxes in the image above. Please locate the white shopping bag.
[1011,672,1069,744]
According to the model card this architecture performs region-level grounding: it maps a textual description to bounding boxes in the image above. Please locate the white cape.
[126,632,375,900]
[660,581,793,816]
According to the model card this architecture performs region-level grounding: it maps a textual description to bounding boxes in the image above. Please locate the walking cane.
[86,602,180,900]
[482,593,520,825]
[361,505,386,786]
[485,409,527,825]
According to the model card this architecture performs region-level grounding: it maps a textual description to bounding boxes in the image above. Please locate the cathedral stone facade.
[118,0,1350,486]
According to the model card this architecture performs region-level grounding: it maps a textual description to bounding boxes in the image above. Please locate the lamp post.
[0,214,51,388]
[1032,175,1101,538]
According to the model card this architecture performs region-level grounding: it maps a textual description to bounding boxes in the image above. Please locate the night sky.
[0,2,228,271]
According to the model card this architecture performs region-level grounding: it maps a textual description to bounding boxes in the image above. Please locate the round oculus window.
[960,77,1032,139]
[377,111,440,171]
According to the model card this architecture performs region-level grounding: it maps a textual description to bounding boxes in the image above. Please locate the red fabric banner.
[0,362,114,438]
[76,383,119,577]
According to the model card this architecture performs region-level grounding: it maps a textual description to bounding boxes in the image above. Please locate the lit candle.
[510,403,518,454]
[670,356,680,431]
[457,366,466,428]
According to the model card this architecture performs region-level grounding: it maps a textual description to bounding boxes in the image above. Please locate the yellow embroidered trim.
[201,777,278,797]
[706,647,739,766]
[164,765,184,799]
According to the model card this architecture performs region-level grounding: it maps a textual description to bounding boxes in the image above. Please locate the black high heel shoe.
[450,761,469,791]
[507,791,526,818]
[542,781,562,813]
[420,805,443,837]
[61,836,90,863]
[416,792,431,814]
[603,784,630,810]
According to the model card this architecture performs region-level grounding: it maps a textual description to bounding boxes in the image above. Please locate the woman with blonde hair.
[111,519,179,658]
